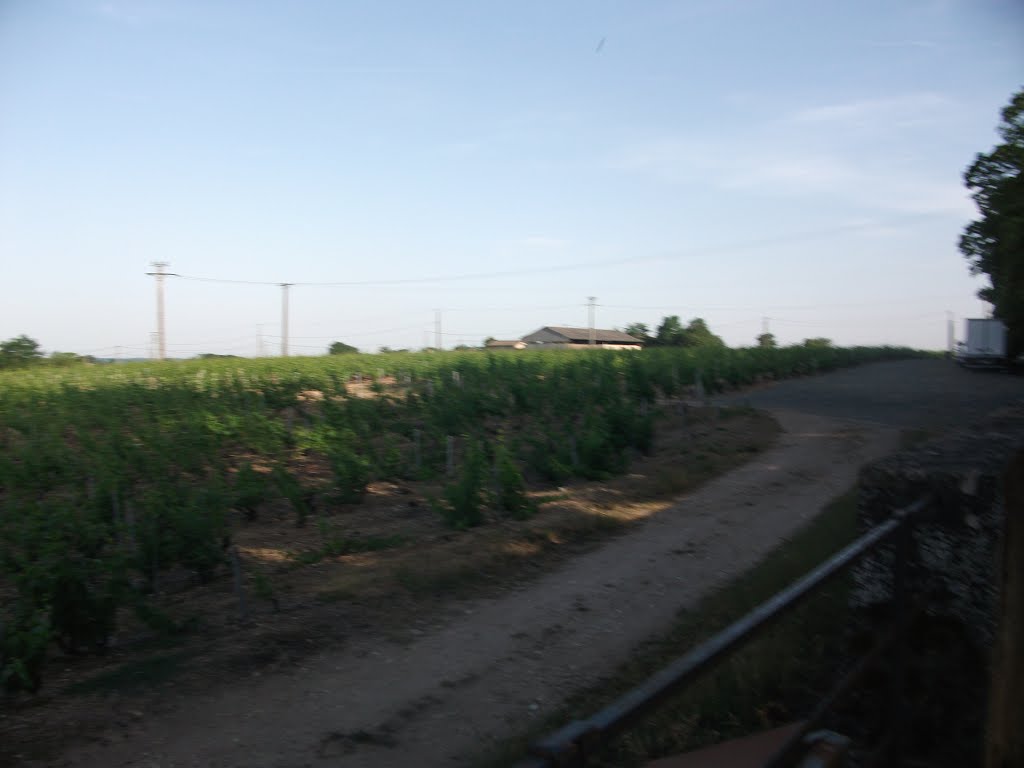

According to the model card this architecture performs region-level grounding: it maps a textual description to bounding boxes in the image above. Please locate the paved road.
[719,358,1024,430]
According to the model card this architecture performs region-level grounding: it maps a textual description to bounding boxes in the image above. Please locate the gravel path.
[53,360,1024,768]
[718,358,1023,430]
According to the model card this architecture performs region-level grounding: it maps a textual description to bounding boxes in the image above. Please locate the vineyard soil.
[2,404,777,765]
[5,357,1014,767]
[3,407,897,768]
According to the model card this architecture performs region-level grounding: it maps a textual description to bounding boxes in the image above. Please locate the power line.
[601,296,966,312]
[165,217,936,289]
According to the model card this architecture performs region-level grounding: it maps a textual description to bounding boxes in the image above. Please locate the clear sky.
[1,0,1021,357]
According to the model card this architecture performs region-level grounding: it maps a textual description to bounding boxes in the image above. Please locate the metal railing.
[516,496,931,768]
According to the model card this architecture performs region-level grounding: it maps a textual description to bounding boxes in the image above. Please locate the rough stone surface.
[852,404,1024,651]
[843,403,1024,766]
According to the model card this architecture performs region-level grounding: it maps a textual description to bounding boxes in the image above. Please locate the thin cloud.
[788,92,952,125]
[610,135,971,217]
[721,156,856,191]
[863,40,939,49]
[521,236,568,248]
[95,2,168,25]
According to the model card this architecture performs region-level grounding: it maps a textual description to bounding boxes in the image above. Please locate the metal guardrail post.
[887,516,913,764]
[517,499,930,768]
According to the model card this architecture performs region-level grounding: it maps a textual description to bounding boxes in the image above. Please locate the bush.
[438,441,487,529]
[494,442,534,519]
[1,611,50,693]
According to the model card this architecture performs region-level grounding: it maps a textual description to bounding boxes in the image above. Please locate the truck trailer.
[955,318,1008,368]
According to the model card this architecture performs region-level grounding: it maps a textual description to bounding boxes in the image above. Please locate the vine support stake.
[231,546,249,622]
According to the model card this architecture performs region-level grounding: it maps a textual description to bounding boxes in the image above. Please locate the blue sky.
[1,0,1021,356]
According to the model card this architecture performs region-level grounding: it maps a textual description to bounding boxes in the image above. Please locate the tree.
[650,316,725,348]
[960,88,1024,355]
[328,341,359,355]
[756,332,777,348]
[623,322,653,344]
[0,335,43,368]
[654,316,687,346]
[682,318,725,348]
[803,337,832,349]
[49,351,95,366]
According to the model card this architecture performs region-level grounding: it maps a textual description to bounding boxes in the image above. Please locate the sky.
[1,0,1021,357]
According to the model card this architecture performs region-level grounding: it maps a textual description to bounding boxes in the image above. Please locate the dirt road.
[46,361,1024,767]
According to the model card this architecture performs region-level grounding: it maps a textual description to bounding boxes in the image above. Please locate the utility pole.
[280,283,292,357]
[146,261,170,360]
[587,296,597,346]
[946,310,955,355]
[435,309,442,351]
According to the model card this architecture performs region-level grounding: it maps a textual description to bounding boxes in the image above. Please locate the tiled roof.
[542,326,644,344]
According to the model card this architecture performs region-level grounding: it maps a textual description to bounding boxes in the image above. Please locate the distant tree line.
[621,319,832,350]
[0,335,97,369]
[622,316,725,348]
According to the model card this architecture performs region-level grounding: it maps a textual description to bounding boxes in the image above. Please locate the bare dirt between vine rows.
[19,360,1024,767]
[28,410,890,768]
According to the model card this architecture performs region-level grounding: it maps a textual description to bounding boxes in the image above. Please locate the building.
[520,326,644,350]
[485,339,528,350]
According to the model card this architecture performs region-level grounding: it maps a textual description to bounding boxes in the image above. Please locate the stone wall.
[852,403,1024,649]
[845,401,1024,766]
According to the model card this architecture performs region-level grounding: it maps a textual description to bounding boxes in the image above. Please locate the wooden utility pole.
[987,450,1024,768]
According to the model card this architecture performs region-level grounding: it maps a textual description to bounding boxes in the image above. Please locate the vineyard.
[0,344,925,693]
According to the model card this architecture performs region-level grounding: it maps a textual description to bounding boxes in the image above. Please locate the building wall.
[525,342,642,351]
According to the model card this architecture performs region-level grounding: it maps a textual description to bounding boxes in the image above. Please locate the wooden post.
[231,546,249,621]
[987,450,1024,768]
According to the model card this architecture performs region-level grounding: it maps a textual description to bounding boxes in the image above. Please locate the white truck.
[955,318,1008,368]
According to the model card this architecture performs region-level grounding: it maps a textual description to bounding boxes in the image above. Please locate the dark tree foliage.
[803,338,833,349]
[0,335,43,368]
[960,88,1024,355]
[647,316,725,348]
[328,341,359,355]
[623,322,653,343]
